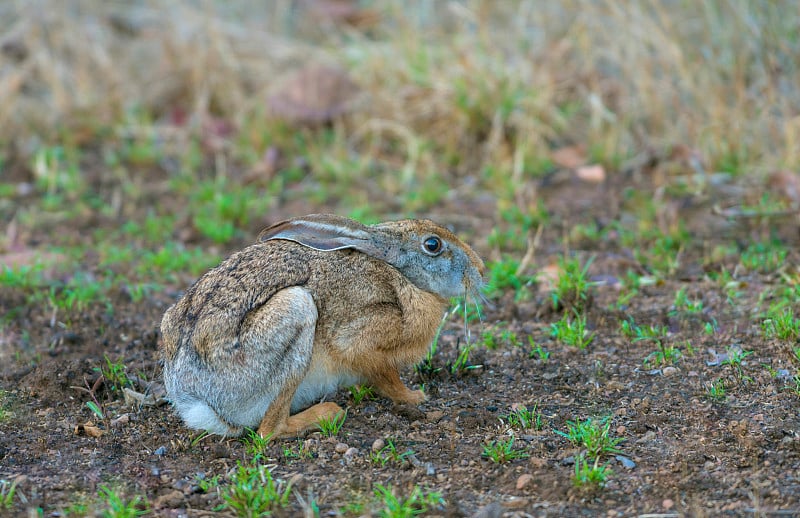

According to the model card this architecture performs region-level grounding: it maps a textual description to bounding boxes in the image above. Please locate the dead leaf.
[110,414,130,428]
[246,146,281,183]
[74,422,105,438]
[305,0,380,28]
[666,144,706,176]
[123,387,160,407]
[575,164,606,183]
[551,145,586,169]
[268,64,359,125]
[767,170,800,205]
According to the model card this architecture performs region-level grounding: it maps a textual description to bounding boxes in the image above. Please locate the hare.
[160,213,484,439]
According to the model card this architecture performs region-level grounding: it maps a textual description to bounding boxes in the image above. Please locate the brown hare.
[160,214,484,439]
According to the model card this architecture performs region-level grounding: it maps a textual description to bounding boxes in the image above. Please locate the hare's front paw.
[396,388,426,405]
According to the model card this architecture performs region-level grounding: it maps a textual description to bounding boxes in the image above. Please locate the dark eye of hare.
[422,236,443,255]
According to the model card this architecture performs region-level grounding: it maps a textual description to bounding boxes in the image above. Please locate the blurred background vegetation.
[1,0,799,301]
[2,1,797,198]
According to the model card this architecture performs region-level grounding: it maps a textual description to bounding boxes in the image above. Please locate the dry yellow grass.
[0,1,797,177]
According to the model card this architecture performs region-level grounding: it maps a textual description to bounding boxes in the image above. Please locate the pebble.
[663,498,674,510]
[110,414,130,428]
[662,366,679,376]
[529,457,547,469]
[426,410,444,422]
[212,443,231,459]
[153,446,167,456]
[344,447,358,459]
[371,438,385,452]
[335,442,349,454]
[516,473,533,490]
[636,430,656,443]
[615,455,636,469]
[472,502,504,518]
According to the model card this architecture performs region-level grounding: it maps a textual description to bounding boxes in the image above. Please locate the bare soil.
[2,164,800,517]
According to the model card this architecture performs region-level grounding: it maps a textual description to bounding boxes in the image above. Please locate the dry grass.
[0,1,797,178]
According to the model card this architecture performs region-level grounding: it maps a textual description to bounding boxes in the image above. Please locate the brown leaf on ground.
[305,0,381,28]
[575,164,606,183]
[268,64,359,125]
[551,145,587,169]
[668,143,706,173]
[766,170,800,205]
[245,146,281,183]
[74,422,104,438]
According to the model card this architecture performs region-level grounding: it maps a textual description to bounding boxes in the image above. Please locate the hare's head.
[259,214,485,300]
[370,219,484,300]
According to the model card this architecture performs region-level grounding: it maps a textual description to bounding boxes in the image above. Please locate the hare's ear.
[258,214,397,261]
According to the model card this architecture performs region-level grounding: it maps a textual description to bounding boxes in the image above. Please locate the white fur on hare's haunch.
[160,214,485,438]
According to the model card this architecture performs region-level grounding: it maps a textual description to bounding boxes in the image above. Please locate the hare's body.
[161,214,484,438]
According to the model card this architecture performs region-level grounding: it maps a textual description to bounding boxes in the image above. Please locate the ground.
[2,160,800,517]
[1,2,800,517]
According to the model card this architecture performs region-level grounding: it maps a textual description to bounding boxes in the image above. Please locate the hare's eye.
[422,236,443,255]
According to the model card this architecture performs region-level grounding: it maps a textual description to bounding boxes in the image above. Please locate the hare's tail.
[176,398,244,437]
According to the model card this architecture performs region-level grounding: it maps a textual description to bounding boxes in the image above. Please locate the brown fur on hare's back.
[160,214,484,438]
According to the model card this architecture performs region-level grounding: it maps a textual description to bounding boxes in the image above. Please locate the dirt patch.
[2,170,800,517]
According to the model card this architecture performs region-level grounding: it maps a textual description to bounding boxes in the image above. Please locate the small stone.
[154,446,167,456]
[426,410,444,422]
[662,366,679,376]
[371,438,385,452]
[636,430,656,443]
[335,442,349,454]
[110,414,130,428]
[663,498,674,510]
[615,455,636,469]
[472,502,504,518]
[344,447,358,458]
[212,443,231,459]
[530,457,547,469]
[154,490,184,509]
[516,473,533,490]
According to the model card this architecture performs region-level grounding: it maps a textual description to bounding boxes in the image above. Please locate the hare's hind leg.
[259,394,343,439]
[237,286,335,439]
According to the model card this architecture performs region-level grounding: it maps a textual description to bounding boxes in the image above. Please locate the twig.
[712,204,799,219]
[515,224,543,278]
